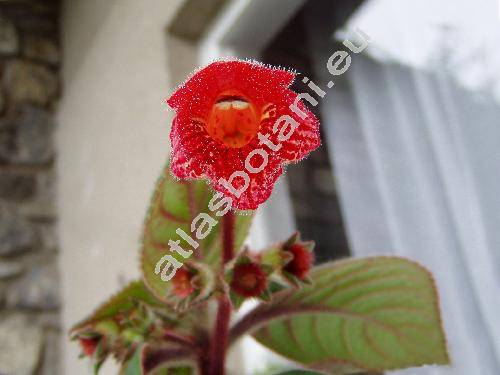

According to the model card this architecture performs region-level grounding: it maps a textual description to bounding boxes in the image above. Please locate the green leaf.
[141,163,253,302]
[123,347,142,375]
[142,345,194,374]
[232,257,449,374]
[121,346,194,375]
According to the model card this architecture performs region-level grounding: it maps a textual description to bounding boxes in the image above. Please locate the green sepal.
[258,288,272,302]
[229,290,246,310]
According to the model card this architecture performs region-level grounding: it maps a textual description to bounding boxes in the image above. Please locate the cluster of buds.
[164,232,314,309]
[76,320,119,370]
[227,232,315,307]
[75,303,170,370]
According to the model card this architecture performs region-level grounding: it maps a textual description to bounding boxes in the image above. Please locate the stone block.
[0,314,43,374]
[0,260,24,279]
[6,261,60,310]
[4,60,58,106]
[0,15,18,55]
[24,34,59,65]
[0,169,37,200]
[0,202,36,256]
[20,169,56,218]
[0,106,55,164]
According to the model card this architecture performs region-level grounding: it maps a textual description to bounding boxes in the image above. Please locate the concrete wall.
[57,1,186,373]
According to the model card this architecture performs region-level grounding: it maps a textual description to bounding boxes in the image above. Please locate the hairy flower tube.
[166,59,320,210]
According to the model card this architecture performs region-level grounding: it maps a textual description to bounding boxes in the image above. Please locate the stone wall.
[0,1,60,374]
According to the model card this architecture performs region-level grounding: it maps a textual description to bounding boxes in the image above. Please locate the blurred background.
[0,0,499,374]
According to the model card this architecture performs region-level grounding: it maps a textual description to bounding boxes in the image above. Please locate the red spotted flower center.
[206,91,260,148]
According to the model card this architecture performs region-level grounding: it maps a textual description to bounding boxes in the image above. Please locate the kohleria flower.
[166,59,320,210]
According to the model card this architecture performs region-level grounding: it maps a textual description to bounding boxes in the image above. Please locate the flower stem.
[208,295,231,375]
[222,211,235,264]
[205,211,235,374]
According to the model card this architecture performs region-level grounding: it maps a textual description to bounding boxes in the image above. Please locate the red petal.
[207,148,284,210]
[279,95,320,162]
[167,60,295,118]
[169,115,222,179]
[257,91,321,163]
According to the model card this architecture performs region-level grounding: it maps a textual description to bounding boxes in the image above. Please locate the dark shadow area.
[261,0,365,263]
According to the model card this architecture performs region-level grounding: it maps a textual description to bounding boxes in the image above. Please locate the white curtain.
[319,54,500,374]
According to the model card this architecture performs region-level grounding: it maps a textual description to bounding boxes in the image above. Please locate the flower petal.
[167,60,295,118]
[207,149,283,210]
[277,95,321,163]
[170,115,222,179]
[257,92,321,163]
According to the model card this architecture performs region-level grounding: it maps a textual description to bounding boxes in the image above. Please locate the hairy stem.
[204,211,235,374]
[208,296,231,375]
[222,211,235,264]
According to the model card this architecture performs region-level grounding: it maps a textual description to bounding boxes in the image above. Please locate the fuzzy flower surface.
[166,59,320,210]
[230,262,268,297]
[284,243,314,280]
[172,268,195,298]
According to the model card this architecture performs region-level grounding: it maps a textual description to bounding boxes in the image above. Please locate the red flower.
[167,60,320,210]
[79,337,100,357]
[172,268,195,298]
[230,262,267,297]
[284,244,314,280]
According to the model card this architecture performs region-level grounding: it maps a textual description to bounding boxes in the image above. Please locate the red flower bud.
[79,337,100,357]
[172,268,195,298]
[230,262,267,297]
[284,244,314,280]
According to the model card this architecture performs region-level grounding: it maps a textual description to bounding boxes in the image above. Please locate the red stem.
[163,330,197,349]
[207,296,231,375]
[222,211,235,264]
[204,211,235,374]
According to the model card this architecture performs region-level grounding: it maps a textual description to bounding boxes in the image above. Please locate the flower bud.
[230,262,267,297]
[172,268,195,298]
[79,337,100,357]
[284,243,314,280]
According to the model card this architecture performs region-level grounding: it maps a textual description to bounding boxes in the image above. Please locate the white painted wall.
[57,1,185,373]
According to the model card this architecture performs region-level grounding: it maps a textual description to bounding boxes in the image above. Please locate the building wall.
[57,0,186,373]
[0,1,61,374]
